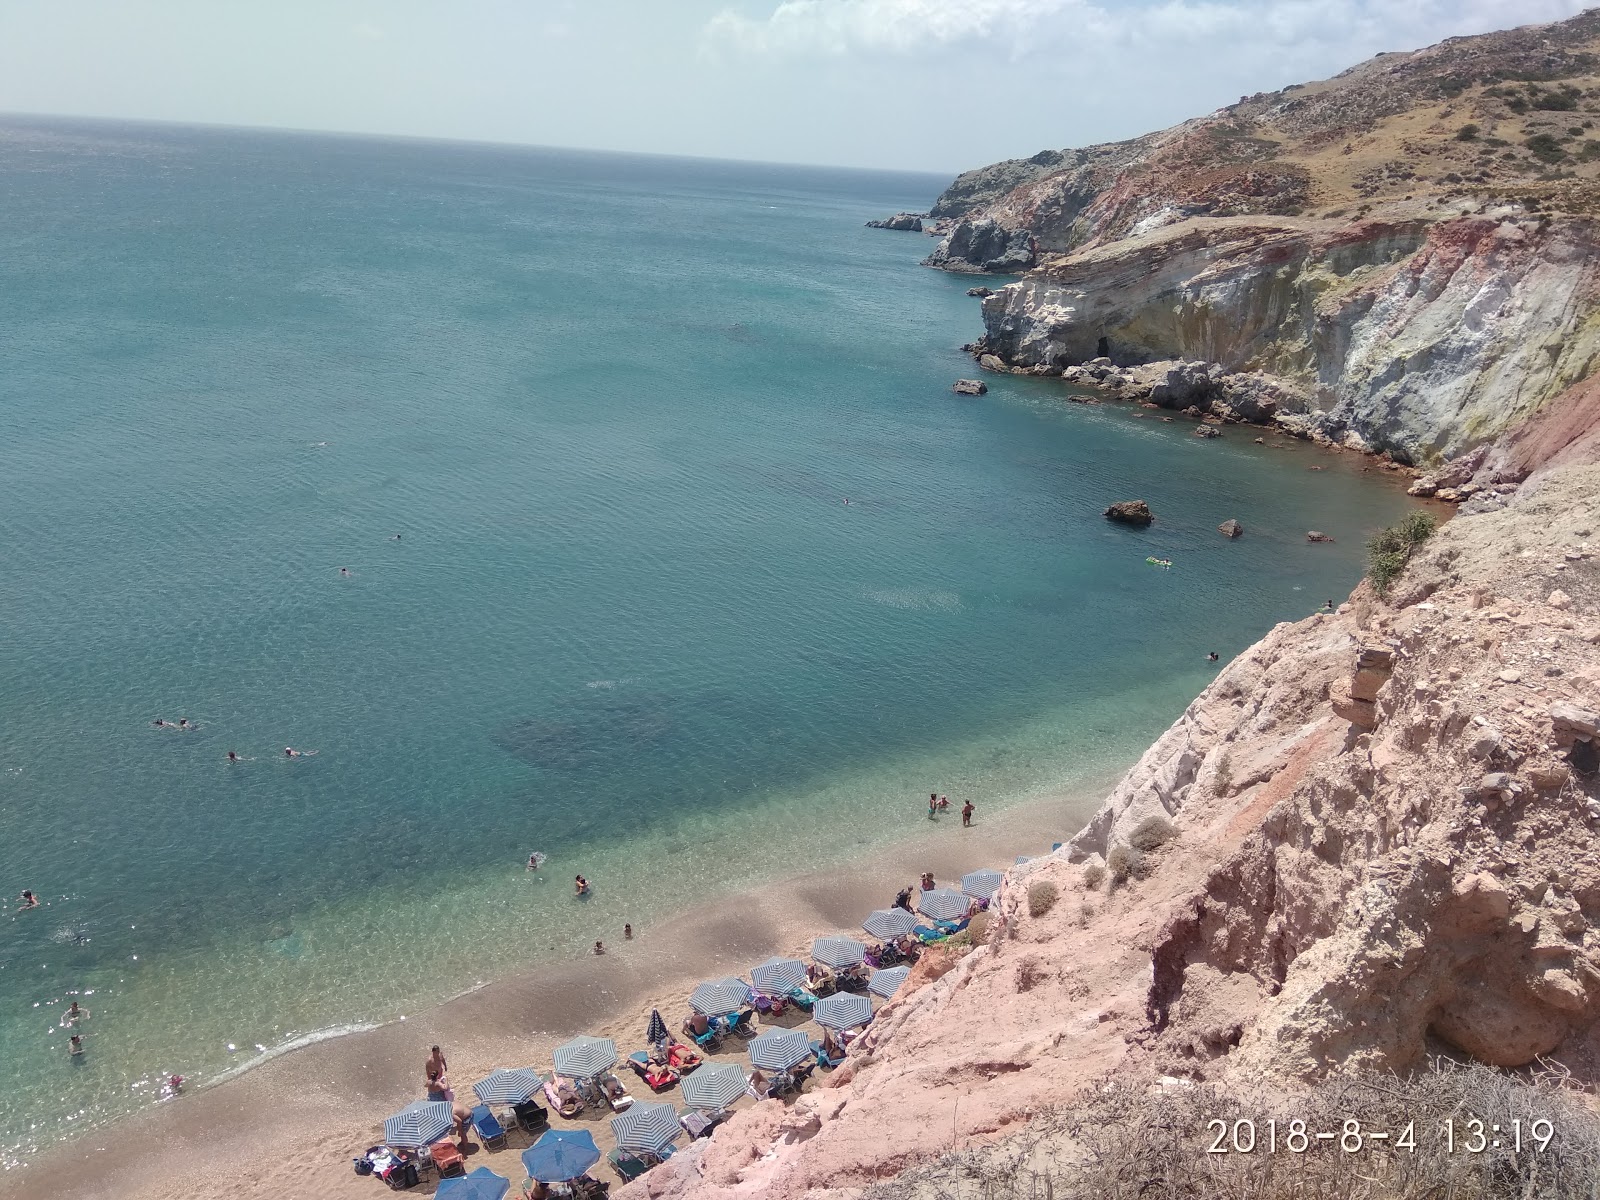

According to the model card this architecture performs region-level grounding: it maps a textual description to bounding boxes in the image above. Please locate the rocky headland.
[630,12,1600,1198]
[918,9,1600,472]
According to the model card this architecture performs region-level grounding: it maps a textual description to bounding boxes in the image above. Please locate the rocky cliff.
[928,9,1600,467]
[623,458,1600,1200]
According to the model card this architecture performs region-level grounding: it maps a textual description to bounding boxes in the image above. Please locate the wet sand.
[3,779,1112,1200]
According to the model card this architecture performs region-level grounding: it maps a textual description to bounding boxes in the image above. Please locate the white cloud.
[704,0,1593,60]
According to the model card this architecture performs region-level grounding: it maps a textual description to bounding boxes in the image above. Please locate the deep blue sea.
[0,115,1419,1163]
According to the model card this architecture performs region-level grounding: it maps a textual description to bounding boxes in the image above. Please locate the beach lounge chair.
[628,1051,680,1091]
[665,1042,701,1072]
[680,1108,726,1140]
[546,1075,585,1118]
[608,1147,653,1183]
[784,987,817,1010]
[601,1072,634,1111]
[811,1039,846,1069]
[681,1017,721,1051]
[752,991,788,1017]
[428,1139,465,1177]
[728,1010,758,1039]
[468,1104,506,1151]
[513,1098,549,1133]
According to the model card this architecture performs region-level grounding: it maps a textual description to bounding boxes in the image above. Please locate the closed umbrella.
[436,1167,511,1200]
[748,1029,813,1071]
[813,992,872,1030]
[647,1009,670,1045]
[812,936,866,968]
[472,1068,541,1106]
[521,1129,601,1182]
[961,869,1004,901]
[610,1100,682,1153]
[681,1061,748,1111]
[868,965,911,999]
[552,1035,617,1079]
[689,980,748,1016]
[917,889,970,922]
[383,1099,453,1148]
[862,908,917,939]
[750,957,806,994]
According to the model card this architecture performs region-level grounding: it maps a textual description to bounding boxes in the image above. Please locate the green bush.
[1081,863,1106,891]
[1526,133,1567,163]
[1455,123,1480,140]
[1367,511,1436,597]
[1106,843,1143,889]
[1026,880,1058,917]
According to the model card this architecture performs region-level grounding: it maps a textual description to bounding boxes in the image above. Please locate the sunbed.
[664,1042,701,1072]
[810,1039,846,1069]
[681,1017,722,1051]
[627,1051,680,1092]
[468,1104,507,1150]
[513,1098,549,1133]
[428,1139,465,1176]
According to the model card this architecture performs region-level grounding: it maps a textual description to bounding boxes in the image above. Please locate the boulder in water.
[1104,500,1154,527]
[866,212,925,232]
[1193,425,1221,439]
[1218,519,1244,538]
[952,379,988,396]
[1306,531,1335,543]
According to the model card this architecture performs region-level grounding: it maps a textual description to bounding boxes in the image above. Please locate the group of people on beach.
[927,792,975,826]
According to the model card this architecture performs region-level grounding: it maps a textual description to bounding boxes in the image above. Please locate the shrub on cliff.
[1456,122,1480,140]
[1367,511,1436,597]
[1128,815,1177,852]
[1106,843,1144,889]
[1081,863,1107,891]
[1027,880,1058,917]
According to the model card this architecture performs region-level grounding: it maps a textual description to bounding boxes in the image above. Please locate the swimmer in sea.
[594,940,605,956]
[153,718,167,727]
[1207,652,1219,662]
[227,751,238,763]
[339,567,350,577]
[574,875,590,897]
[69,1035,85,1057]
[391,534,402,541]
[19,890,38,910]
[178,718,191,730]
[62,1001,87,1026]
[526,852,546,871]
[284,746,316,758]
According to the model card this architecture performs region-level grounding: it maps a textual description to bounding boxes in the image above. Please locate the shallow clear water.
[0,116,1418,1163]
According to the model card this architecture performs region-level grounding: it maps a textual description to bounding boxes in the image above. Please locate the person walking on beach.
[426,1045,448,1088]
[961,800,974,827]
[920,872,935,891]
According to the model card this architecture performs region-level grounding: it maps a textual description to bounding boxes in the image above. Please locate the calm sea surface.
[0,116,1417,1163]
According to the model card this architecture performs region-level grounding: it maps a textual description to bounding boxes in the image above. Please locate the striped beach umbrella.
[436,1167,511,1200]
[610,1100,682,1153]
[961,868,1004,901]
[552,1034,617,1079]
[750,957,806,994]
[813,992,872,1030]
[680,1061,748,1111]
[917,888,970,922]
[522,1129,600,1182]
[689,980,749,1016]
[868,965,911,999]
[748,1028,813,1071]
[812,936,866,968]
[472,1067,541,1106]
[383,1099,453,1148]
[647,1009,670,1045]
[862,908,917,939]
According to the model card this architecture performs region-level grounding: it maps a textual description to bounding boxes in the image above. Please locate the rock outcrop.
[951,379,987,396]
[921,9,1600,466]
[865,212,924,232]
[1103,500,1154,526]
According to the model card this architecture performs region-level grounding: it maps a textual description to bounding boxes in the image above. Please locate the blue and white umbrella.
[812,936,866,968]
[813,992,872,1030]
[647,1009,670,1045]
[750,957,807,994]
[680,1061,748,1111]
[689,980,749,1016]
[862,908,918,939]
[436,1167,511,1200]
[961,869,1005,901]
[610,1100,682,1153]
[383,1099,453,1148]
[917,888,970,922]
[552,1034,617,1079]
[748,1028,814,1072]
[522,1129,600,1182]
[472,1067,542,1106]
[867,965,911,999]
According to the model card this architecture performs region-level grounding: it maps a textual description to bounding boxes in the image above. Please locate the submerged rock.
[952,379,988,396]
[1306,531,1335,543]
[1104,500,1155,526]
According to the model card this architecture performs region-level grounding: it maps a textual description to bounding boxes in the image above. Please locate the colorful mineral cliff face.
[928,8,1600,466]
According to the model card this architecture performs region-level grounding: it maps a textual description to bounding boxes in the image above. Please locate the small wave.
[866,588,963,612]
[208,1022,380,1087]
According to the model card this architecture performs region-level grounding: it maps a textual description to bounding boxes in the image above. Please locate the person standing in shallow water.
[928,793,937,820]
[961,800,974,827]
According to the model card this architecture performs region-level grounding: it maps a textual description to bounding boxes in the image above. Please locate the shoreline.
[3,772,1115,1200]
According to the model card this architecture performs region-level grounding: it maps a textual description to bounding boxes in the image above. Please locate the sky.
[0,0,1591,173]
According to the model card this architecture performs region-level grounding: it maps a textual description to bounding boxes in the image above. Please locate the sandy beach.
[2,778,1112,1200]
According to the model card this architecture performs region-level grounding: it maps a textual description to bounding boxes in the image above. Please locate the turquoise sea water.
[0,116,1419,1164]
